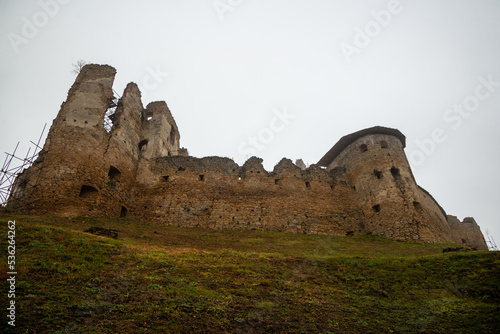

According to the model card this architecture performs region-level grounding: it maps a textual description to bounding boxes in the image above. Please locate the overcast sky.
[1,0,499,248]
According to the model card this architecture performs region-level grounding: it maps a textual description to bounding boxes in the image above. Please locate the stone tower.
[8,64,184,217]
[318,127,453,243]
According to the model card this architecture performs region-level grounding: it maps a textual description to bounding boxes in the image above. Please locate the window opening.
[391,167,401,179]
[138,139,148,152]
[79,185,98,198]
[108,166,121,180]
[120,206,128,217]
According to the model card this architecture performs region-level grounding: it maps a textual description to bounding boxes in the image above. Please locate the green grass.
[1,211,499,333]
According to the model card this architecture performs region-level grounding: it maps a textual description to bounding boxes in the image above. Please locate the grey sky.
[1,0,499,248]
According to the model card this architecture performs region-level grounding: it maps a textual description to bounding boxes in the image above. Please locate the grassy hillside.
[1,211,499,333]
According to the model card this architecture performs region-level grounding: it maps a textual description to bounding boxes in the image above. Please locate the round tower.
[318,126,453,243]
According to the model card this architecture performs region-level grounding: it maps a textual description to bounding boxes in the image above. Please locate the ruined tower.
[8,64,184,217]
[318,127,454,243]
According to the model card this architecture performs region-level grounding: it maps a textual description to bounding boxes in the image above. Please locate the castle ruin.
[8,64,488,250]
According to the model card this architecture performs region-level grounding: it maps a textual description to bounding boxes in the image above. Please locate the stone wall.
[7,64,488,249]
[133,156,363,235]
[447,215,488,250]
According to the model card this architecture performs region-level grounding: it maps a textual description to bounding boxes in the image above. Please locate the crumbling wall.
[447,215,488,250]
[133,156,363,235]
[140,101,181,159]
[9,65,119,216]
[8,64,182,217]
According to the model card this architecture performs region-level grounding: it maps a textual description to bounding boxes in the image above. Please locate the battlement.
[7,64,488,250]
[146,156,346,191]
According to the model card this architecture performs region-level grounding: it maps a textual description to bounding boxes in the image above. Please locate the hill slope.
[1,212,499,333]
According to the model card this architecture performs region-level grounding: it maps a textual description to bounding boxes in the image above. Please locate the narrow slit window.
[138,139,148,152]
[120,206,128,217]
[199,175,205,181]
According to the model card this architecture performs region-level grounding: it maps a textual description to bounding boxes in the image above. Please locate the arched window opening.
[108,166,121,180]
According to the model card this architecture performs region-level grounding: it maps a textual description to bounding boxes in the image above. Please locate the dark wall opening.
[359,144,368,152]
[391,167,401,179]
[373,170,382,179]
[380,141,388,148]
[120,206,128,218]
[138,139,148,152]
[108,166,121,180]
[79,185,98,198]
[163,175,170,182]
[372,204,381,212]
[199,175,205,181]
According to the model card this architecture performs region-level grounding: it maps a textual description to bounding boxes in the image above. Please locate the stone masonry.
[8,64,488,250]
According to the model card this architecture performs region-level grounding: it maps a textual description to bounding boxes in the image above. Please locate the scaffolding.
[104,98,118,132]
[0,124,47,207]
[485,230,498,251]
[1,89,123,207]
[104,89,122,132]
